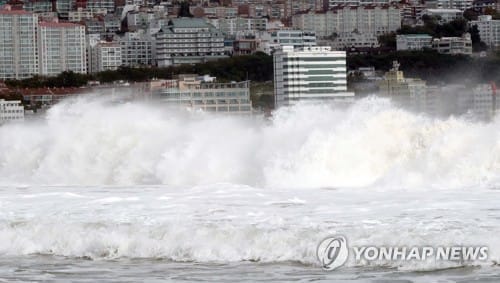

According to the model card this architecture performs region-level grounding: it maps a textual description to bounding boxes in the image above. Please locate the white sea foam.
[1,96,500,271]
[1,96,500,189]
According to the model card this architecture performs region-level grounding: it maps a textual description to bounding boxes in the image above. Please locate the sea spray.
[1,95,500,189]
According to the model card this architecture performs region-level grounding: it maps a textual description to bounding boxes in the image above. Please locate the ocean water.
[1,96,500,282]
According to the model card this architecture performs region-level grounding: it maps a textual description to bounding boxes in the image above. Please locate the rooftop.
[169,18,211,28]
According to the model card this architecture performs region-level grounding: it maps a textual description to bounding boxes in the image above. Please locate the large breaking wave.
[1,95,500,189]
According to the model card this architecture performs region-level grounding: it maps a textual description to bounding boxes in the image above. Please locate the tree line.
[4,52,274,89]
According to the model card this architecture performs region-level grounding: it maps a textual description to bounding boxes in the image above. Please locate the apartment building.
[292,5,401,38]
[273,46,354,107]
[0,5,38,79]
[119,31,153,67]
[470,15,500,48]
[154,18,226,67]
[90,42,122,73]
[207,17,267,36]
[38,22,87,76]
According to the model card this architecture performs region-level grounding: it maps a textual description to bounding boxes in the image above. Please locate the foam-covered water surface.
[1,97,500,281]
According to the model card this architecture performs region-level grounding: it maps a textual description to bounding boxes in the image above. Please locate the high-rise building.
[0,5,38,79]
[38,22,87,76]
[273,46,354,107]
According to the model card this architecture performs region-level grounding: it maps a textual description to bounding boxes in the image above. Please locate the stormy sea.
[1,96,500,282]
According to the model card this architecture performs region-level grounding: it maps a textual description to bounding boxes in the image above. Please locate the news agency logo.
[317,235,349,270]
[317,235,489,271]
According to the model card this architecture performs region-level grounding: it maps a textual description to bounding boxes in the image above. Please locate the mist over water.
[2,95,500,282]
[1,95,500,189]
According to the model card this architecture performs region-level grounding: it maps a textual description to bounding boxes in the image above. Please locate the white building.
[259,30,317,54]
[470,15,500,48]
[431,34,472,55]
[154,18,226,67]
[271,30,317,48]
[328,33,380,49]
[127,10,156,30]
[326,0,397,7]
[0,6,38,80]
[292,5,401,38]
[0,99,24,123]
[422,9,462,23]
[396,34,433,51]
[434,0,473,11]
[273,46,354,107]
[38,22,87,76]
[90,42,122,73]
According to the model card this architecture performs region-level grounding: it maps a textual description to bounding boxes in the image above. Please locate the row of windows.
[284,89,346,95]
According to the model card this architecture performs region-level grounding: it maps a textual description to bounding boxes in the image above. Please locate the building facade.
[38,22,87,76]
[273,46,354,108]
[472,83,498,120]
[470,15,500,48]
[431,34,472,55]
[378,61,428,111]
[90,42,122,73]
[396,34,433,51]
[149,75,252,114]
[292,5,401,38]
[0,99,24,123]
[0,6,38,79]
[119,31,153,67]
[154,18,227,67]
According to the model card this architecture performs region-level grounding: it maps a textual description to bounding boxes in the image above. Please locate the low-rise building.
[328,33,379,50]
[378,61,428,111]
[148,75,252,114]
[396,34,433,51]
[431,34,472,55]
[0,99,24,123]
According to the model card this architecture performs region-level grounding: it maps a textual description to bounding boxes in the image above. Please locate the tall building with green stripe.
[273,46,354,107]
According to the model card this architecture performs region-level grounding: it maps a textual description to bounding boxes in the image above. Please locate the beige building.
[378,61,429,111]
